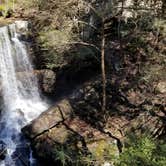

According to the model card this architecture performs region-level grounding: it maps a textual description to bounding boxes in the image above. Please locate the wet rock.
[16,69,56,94]
[0,140,7,160]
[12,142,31,166]
[42,70,56,93]
[15,21,29,34]
[35,69,56,94]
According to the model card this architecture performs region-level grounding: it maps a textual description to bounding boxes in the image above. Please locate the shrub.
[116,135,166,166]
[0,1,14,18]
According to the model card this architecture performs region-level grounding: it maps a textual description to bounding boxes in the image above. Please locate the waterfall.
[0,21,48,166]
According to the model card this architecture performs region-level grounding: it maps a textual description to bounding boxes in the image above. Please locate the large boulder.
[22,99,119,165]
[22,99,72,139]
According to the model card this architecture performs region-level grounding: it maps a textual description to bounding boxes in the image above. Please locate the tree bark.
[101,18,106,114]
[162,0,166,16]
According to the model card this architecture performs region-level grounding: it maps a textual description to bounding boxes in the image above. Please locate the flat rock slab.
[22,99,72,139]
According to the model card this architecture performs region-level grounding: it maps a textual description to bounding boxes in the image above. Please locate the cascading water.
[0,21,48,166]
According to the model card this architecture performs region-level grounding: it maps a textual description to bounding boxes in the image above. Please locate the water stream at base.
[0,21,48,166]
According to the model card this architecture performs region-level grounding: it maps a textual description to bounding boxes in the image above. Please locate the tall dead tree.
[101,17,106,114]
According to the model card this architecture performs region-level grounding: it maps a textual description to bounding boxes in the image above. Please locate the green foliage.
[38,28,76,69]
[17,0,87,69]
[53,144,91,166]
[39,29,74,52]
[154,19,166,34]
[0,0,14,17]
[54,146,73,166]
[80,135,166,166]
[116,135,166,166]
[53,135,166,166]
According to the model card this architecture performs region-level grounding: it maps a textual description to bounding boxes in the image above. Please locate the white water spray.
[0,21,48,166]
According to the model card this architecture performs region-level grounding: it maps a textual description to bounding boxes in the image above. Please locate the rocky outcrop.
[16,69,56,94]
[22,77,166,164]
[22,98,119,165]
[22,99,72,139]
[35,69,56,94]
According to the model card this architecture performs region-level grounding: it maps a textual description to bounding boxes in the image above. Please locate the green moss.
[87,139,119,165]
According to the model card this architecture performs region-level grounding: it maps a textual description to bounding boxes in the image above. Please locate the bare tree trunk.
[101,18,106,114]
[119,0,124,57]
[162,0,166,16]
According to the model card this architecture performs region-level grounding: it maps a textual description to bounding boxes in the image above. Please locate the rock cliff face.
[22,99,119,165]
[35,69,56,94]
[22,77,166,164]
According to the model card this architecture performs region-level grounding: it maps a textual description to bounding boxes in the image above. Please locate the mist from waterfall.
[0,21,48,166]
